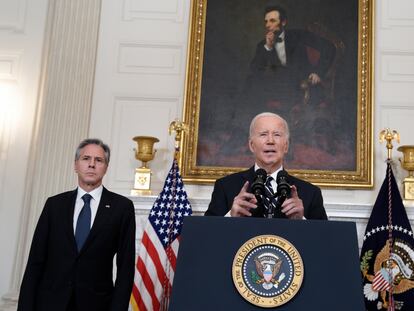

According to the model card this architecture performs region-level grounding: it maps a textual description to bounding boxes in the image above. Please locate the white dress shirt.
[254,164,283,192]
[225,165,283,217]
[73,185,103,233]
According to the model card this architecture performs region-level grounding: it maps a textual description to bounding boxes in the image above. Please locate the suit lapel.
[243,166,256,191]
[286,171,296,186]
[64,189,79,254]
[79,187,114,254]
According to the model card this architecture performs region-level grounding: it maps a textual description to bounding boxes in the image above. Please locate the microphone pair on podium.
[251,169,291,218]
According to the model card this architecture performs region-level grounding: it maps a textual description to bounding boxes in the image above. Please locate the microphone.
[276,170,291,206]
[250,169,267,218]
[251,169,267,200]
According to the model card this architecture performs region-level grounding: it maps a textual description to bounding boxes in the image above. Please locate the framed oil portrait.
[180,0,373,188]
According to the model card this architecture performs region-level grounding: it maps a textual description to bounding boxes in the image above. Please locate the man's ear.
[283,139,289,155]
[248,139,254,153]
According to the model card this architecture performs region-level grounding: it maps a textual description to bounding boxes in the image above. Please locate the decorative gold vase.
[397,145,414,200]
[131,136,159,196]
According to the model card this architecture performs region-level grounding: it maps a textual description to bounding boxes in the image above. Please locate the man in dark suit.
[246,5,335,114]
[18,138,136,311]
[205,112,327,220]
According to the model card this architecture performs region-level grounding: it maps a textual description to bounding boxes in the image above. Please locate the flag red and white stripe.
[130,159,192,311]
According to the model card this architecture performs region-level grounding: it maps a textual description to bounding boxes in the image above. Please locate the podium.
[169,217,365,310]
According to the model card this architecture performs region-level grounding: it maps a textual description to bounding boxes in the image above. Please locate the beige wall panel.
[0,0,27,31]
[118,43,183,75]
[123,0,185,22]
[381,53,414,82]
[381,0,414,27]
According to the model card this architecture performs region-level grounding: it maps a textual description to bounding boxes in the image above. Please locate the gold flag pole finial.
[379,128,400,160]
[169,119,188,152]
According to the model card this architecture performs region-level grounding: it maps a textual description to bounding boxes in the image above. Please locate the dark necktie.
[75,193,92,252]
[263,176,277,218]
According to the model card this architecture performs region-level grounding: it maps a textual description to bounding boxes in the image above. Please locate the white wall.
[90,0,191,196]
[2,0,414,309]
[375,0,414,180]
[0,0,48,299]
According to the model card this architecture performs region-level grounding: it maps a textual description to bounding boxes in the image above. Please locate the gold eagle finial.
[169,119,188,149]
[379,128,400,160]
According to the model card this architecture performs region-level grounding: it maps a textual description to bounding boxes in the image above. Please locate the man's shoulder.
[217,168,252,182]
[285,29,310,41]
[103,188,134,206]
[41,190,76,212]
[286,28,332,47]
[217,170,245,181]
[47,189,76,201]
[286,29,304,35]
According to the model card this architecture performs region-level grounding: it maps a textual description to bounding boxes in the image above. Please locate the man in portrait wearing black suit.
[246,5,335,115]
[205,112,327,220]
[18,138,136,311]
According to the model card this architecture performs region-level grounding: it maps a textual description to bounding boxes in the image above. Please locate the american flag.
[130,159,192,311]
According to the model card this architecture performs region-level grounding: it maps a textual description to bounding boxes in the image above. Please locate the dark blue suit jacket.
[205,166,327,220]
[18,187,136,311]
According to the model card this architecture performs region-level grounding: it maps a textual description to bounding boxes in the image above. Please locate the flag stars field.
[363,225,413,241]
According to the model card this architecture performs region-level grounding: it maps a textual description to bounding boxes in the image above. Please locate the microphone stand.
[272,192,288,219]
[266,197,275,219]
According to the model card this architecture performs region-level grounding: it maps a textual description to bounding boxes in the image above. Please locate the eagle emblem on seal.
[362,239,414,309]
[254,252,286,290]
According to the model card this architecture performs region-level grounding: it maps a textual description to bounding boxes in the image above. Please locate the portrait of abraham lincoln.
[197,0,359,171]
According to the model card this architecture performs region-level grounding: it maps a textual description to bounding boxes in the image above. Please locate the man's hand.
[281,185,304,219]
[265,31,275,50]
[230,181,257,217]
[308,73,321,85]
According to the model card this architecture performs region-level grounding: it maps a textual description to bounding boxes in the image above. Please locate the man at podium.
[205,112,327,220]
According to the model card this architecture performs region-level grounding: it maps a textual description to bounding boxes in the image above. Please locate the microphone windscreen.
[255,168,267,178]
[276,170,288,182]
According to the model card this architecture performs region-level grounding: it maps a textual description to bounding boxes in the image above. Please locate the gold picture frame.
[180,0,373,188]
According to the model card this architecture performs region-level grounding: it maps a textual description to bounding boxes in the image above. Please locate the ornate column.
[0,0,102,309]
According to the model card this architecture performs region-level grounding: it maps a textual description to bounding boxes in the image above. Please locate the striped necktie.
[263,176,277,218]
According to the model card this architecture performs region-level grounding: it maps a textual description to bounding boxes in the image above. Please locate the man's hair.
[249,112,290,140]
[264,5,287,22]
[75,138,111,163]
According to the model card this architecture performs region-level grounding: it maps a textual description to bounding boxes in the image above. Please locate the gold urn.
[397,145,414,200]
[131,136,159,196]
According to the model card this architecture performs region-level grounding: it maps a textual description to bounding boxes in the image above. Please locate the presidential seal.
[232,235,304,308]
